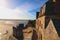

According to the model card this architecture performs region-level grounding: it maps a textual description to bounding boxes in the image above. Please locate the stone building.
[13,20,37,40]
[36,0,60,40]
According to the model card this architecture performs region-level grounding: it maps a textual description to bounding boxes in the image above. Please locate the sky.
[0,0,48,20]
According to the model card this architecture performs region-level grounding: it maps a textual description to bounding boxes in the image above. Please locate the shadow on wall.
[13,24,24,40]
[32,30,38,40]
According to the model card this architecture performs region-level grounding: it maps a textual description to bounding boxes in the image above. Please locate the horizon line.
[0,19,36,21]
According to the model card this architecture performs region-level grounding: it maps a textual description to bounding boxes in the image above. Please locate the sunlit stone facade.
[36,0,60,40]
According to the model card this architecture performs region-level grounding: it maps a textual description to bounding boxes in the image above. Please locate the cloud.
[0,0,8,7]
[0,0,36,20]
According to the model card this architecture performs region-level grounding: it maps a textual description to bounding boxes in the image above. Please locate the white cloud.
[0,0,8,7]
[0,0,35,20]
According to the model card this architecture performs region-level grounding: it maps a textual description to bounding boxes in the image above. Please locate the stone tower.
[49,0,60,15]
[36,0,60,40]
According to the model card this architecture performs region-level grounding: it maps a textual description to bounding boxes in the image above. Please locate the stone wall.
[36,16,45,40]
[45,19,58,40]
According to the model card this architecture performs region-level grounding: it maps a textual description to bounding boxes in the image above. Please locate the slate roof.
[45,18,60,37]
[45,17,50,28]
[52,19,60,37]
[45,1,55,15]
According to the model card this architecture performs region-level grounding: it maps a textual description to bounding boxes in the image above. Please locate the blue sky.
[0,0,48,20]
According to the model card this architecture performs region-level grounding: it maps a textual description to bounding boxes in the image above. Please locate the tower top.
[49,0,56,2]
[48,0,60,15]
[49,0,60,2]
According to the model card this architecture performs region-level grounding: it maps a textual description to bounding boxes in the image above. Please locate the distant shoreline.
[0,19,35,21]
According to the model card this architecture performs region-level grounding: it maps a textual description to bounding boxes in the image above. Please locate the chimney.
[17,24,24,29]
[40,7,43,16]
[36,12,39,19]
